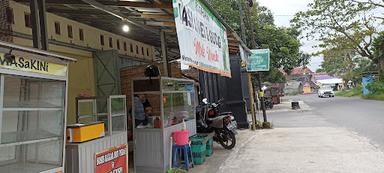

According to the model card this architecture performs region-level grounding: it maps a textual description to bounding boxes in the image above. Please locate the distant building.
[286,67,319,94]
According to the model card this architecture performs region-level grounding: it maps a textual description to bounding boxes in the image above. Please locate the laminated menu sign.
[95,144,128,173]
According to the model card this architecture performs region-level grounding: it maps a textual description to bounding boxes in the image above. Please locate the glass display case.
[76,95,127,135]
[162,78,196,127]
[65,95,127,173]
[132,77,197,173]
[0,41,73,173]
[132,78,196,128]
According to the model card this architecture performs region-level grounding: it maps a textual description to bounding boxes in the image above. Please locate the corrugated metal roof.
[15,0,249,57]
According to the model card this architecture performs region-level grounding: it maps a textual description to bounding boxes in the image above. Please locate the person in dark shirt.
[143,98,152,116]
[133,95,146,127]
[134,95,153,127]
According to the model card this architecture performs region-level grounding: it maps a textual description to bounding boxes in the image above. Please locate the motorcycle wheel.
[217,128,236,150]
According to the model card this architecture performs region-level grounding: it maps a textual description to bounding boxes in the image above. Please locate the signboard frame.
[247,49,270,72]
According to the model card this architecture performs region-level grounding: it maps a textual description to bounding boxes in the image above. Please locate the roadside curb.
[267,101,312,113]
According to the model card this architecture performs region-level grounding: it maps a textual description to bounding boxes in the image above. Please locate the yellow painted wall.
[9,1,154,60]
[8,1,155,123]
[303,86,312,94]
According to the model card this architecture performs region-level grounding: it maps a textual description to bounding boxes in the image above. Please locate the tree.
[319,46,375,83]
[261,68,286,83]
[255,26,302,72]
[208,0,304,82]
[372,32,384,70]
[291,0,378,61]
[316,68,325,73]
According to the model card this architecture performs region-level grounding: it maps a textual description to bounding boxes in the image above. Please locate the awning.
[317,78,344,85]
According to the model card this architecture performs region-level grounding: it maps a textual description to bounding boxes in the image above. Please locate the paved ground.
[288,94,384,150]
[190,95,384,173]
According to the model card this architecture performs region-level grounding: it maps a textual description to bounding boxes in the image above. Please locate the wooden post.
[248,73,256,130]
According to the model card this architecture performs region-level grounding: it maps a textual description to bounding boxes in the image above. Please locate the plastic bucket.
[172,130,189,146]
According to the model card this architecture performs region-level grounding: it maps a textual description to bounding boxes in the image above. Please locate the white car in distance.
[318,86,335,98]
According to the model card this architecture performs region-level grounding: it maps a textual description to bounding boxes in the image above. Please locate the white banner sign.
[173,0,231,77]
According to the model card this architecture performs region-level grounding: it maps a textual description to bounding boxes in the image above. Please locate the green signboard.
[247,49,270,72]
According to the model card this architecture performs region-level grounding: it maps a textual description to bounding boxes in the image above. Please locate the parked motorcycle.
[196,98,237,150]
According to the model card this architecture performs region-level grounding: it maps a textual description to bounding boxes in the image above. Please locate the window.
[6,7,14,24]
[67,25,73,38]
[123,42,127,51]
[117,40,120,50]
[79,28,84,41]
[147,48,150,56]
[109,37,113,48]
[54,22,61,35]
[136,45,139,54]
[100,35,104,46]
[141,47,144,55]
[130,44,133,52]
[24,13,31,28]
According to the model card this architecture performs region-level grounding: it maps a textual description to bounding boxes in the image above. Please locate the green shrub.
[255,120,273,129]
[336,86,362,97]
[262,122,273,129]
[367,81,384,94]
[364,93,384,100]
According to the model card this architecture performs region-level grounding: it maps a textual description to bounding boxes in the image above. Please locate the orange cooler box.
[67,122,105,143]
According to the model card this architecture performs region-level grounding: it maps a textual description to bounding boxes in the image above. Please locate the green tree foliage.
[208,0,305,83]
[291,0,382,69]
[261,68,286,83]
[372,32,384,70]
[320,47,375,83]
[292,0,378,60]
[256,25,301,71]
[316,68,325,73]
[292,0,384,83]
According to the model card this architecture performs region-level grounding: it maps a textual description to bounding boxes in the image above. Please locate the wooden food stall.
[132,77,197,173]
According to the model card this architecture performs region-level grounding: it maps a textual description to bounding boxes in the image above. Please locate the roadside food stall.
[65,95,128,173]
[0,41,75,173]
[132,77,197,173]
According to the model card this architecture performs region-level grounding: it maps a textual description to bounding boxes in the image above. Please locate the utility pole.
[244,0,268,123]
[238,0,247,45]
[257,73,267,122]
[238,0,257,130]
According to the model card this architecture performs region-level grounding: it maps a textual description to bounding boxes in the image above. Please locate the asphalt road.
[269,94,384,150]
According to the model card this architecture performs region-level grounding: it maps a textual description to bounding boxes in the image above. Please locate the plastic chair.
[172,144,194,170]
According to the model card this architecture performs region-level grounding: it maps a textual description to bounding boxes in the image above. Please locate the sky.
[257,0,324,72]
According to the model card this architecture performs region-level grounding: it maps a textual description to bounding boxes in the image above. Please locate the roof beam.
[141,13,173,20]
[109,1,173,9]
[80,0,159,34]
[16,0,172,9]
[146,21,175,27]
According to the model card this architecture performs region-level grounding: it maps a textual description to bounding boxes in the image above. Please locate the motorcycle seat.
[220,112,232,116]
[207,115,226,121]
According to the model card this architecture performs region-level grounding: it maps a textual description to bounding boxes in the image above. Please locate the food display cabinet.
[132,77,197,173]
[66,95,128,173]
[0,41,75,173]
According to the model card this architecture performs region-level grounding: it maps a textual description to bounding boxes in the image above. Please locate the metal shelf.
[3,107,63,111]
[0,130,61,148]
[0,162,60,173]
[162,91,190,94]
[133,91,161,95]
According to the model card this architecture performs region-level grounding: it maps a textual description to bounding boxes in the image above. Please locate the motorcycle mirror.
[202,98,208,104]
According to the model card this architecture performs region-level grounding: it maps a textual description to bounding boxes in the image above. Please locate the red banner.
[95,144,128,173]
